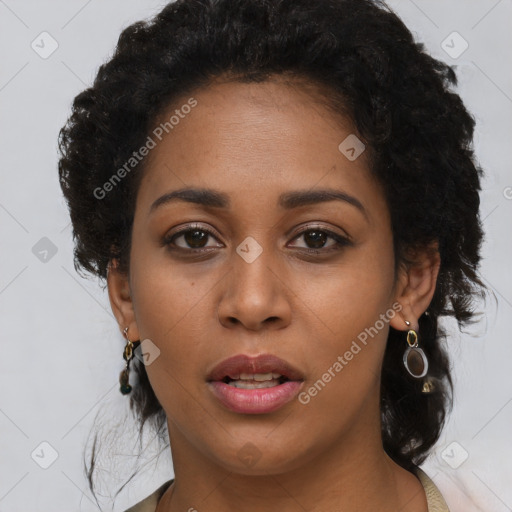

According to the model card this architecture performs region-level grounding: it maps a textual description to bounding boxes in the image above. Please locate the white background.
[0,1,511,511]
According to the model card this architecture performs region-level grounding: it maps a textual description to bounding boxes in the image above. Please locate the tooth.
[238,372,273,381]
[232,373,283,382]
[229,379,281,389]
[253,373,274,381]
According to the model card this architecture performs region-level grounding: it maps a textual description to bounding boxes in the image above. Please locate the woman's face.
[110,75,418,475]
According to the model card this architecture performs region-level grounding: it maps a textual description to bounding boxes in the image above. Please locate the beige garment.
[125,465,450,512]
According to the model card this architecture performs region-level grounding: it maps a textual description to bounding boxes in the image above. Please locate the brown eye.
[301,230,330,249]
[180,229,209,248]
[163,224,223,251]
[289,226,352,253]
[163,224,351,256]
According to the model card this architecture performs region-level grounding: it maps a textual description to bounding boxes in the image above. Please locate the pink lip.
[207,354,304,414]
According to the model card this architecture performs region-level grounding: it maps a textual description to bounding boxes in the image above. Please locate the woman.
[58,0,486,510]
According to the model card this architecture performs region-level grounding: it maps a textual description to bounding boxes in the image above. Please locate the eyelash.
[162,223,352,256]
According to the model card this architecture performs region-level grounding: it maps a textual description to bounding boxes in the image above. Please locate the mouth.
[219,372,290,389]
[207,353,304,414]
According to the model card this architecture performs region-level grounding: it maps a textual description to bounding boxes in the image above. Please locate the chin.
[206,435,314,477]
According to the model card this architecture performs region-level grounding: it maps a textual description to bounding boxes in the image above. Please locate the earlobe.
[107,259,140,339]
[389,243,440,332]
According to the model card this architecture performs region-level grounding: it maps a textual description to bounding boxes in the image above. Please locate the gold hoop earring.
[402,320,428,379]
[119,327,140,395]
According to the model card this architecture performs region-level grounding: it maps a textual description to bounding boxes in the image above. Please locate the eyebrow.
[150,187,367,218]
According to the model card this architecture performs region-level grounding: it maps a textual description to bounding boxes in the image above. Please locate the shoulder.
[124,480,173,512]
[412,466,450,512]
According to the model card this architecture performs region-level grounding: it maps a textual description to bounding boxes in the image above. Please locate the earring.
[421,378,435,393]
[402,320,428,379]
[119,327,140,395]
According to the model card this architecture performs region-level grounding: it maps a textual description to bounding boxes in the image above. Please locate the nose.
[217,247,292,332]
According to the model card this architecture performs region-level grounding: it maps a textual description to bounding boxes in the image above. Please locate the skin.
[108,74,441,512]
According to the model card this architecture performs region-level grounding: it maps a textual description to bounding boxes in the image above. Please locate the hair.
[58,0,487,495]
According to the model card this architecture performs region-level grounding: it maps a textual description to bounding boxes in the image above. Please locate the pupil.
[305,230,326,249]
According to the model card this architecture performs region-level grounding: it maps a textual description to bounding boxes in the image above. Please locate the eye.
[163,224,352,255]
[163,224,223,252]
[288,226,352,254]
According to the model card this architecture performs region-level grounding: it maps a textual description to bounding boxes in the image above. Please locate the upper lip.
[207,353,304,382]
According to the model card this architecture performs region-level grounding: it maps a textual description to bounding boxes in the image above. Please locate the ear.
[107,259,141,341]
[389,241,441,332]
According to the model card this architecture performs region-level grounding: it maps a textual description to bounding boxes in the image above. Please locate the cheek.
[302,237,395,332]
[297,239,395,395]
[129,257,210,415]
[128,250,217,393]
[130,242,217,337]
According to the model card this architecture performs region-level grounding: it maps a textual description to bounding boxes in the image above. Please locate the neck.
[158,394,427,512]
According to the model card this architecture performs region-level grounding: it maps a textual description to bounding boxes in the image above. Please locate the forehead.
[136,76,385,221]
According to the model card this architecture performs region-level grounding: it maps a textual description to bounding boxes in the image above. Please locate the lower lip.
[208,380,303,414]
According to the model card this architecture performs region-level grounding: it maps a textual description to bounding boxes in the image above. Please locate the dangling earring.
[119,326,140,395]
[421,378,435,393]
[402,320,428,379]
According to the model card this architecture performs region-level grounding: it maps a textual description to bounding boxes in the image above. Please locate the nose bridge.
[217,232,291,329]
[232,233,279,302]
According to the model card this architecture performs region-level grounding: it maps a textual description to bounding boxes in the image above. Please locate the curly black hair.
[58,0,486,493]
